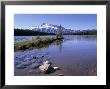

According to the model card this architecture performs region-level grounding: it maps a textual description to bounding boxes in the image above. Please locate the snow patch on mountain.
[31,23,68,34]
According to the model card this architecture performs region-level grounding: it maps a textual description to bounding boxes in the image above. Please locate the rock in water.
[22,61,32,66]
[53,67,60,70]
[16,60,32,69]
[31,59,36,63]
[39,63,54,74]
[23,58,31,62]
[29,70,33,73]
[15,61,21,66]
[43,61,52,65]
[16,64,26,69]
[30,63,39,69]
[59,74,64,76]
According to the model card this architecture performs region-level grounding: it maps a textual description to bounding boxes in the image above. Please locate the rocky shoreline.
[14,50,62,75]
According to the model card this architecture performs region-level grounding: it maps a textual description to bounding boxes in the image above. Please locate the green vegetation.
[56,24,63,39]
[56,32,63,39]
[14,27,64,51]
[14,37,63,51]
[14,29,55,36]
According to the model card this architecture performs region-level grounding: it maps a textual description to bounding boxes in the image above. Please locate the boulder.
[39,63,54,74]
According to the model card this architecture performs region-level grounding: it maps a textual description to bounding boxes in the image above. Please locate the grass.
[14,37,63,51]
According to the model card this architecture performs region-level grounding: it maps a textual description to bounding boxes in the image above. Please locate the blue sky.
[14,14,97,30]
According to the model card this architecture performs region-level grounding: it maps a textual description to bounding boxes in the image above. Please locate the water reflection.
[36,40,63,53]
[63,35,96,41]
[55,40,63,53]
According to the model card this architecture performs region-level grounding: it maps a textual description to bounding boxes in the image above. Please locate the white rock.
[39,63,54,74]
[43,61,49,64]
[53,67,60,70]
[43,61,52,65]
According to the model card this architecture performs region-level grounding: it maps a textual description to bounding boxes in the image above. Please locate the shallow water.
[14,35,97,76]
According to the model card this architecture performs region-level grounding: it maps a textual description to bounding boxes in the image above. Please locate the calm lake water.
[14,35,97,76]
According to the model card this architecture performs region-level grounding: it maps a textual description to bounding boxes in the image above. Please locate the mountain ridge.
[30,23,96,34]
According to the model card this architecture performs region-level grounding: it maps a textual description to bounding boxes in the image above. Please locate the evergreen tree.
[56,24,63,39]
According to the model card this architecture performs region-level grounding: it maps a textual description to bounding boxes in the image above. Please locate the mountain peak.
[31,23,72,34]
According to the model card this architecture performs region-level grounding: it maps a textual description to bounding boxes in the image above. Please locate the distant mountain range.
[31,23,67,34]
[14,23,97,36]
[30,23,96,34]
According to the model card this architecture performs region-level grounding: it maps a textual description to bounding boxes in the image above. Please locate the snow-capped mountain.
[30,23,96,34]
[31,23,72,34]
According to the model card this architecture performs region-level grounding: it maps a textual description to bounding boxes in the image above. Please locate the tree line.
[14,28,97,36]
[14,29,55,36]
[64,30,97,35]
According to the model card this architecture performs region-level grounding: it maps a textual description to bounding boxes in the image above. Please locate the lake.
[14,35,97,76]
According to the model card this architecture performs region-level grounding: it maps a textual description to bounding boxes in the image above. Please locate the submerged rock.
[29,70,33,73]
[31,59,37,63]
[15,60,21,66]
[30,62,40,69]
[32,56,37,59]
[16,64,27,69]
[15,51,60,74]
[22,61,32,66]
[23,57,32,62]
